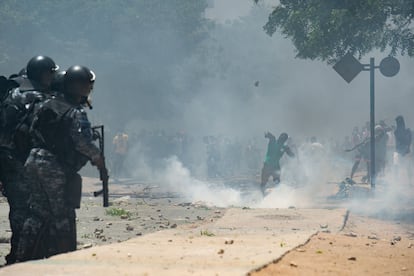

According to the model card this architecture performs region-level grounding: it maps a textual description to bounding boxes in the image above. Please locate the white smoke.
[345,157,414,219]
[121,113,412,215]
[162,156,243,207]
[145,141,350,209]
[254,183,307,208]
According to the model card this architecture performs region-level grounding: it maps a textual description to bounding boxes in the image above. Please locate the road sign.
[380,56,400,77]
[333,52,363,83]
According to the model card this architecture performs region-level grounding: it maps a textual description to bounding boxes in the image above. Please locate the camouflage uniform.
[0,152,30,264]
[17,96,101,261]
[17,149,76,259]
[0,79,49,264]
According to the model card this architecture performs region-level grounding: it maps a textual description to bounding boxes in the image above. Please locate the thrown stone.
[290,261,298,267]
[83,243,93,249]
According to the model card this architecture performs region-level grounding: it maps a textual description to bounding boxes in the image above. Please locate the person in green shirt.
[260,132,295,195]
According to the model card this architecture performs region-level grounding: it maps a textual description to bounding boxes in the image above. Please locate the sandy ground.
[251,213,414,275]
[0,177,225,267]
[0,207,348,275]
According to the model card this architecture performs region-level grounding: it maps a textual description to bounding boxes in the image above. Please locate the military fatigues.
[17,96,101,261]
[0,153,29,264]
[18,149,75,259]
[0,80,49,264]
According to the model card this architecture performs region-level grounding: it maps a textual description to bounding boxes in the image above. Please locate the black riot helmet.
[50,70,66,92]
[18,67,27,77]
[9,68,27,79]
[26,56,59,82]
[64,65,95,99]
[64,65,95,85]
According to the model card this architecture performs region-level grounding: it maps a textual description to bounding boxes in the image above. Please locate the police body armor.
[0,81,46,162]
[31,97,88,208]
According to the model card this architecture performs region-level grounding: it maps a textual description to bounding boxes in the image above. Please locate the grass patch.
[105,207,130,217]
[200,230,215,237]
[81,233,92,239]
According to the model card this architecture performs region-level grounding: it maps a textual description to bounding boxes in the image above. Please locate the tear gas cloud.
[1,1,413,212]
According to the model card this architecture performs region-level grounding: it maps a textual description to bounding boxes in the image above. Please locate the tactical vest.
[0,86,46,161]
[31,98,88,173]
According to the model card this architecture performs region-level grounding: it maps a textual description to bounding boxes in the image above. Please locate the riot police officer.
[0,55,58,264]
[50,70,66,93]
[17,65,104,261]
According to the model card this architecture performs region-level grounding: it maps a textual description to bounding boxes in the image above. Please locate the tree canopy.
[255,0,414,63]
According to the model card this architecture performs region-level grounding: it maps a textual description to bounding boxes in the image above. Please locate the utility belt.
[32,144,77,171]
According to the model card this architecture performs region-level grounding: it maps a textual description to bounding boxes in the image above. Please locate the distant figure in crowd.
[309,136,325,159]
[347,135,370,182]
[393,115,412,184]
[347,125,388,182]
[394,116,411,162]
[260,132,295,195]
[352,126,361,146]
[112,131,129,178]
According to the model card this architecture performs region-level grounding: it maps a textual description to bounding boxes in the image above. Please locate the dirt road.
[251,213,414,275]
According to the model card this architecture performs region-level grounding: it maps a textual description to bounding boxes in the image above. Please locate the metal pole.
[370,58,376,189]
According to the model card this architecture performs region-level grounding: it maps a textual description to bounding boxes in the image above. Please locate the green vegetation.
[81,233,93,239]
[200,230,215,237]
[105,207,130,217]
[255,0,414,63]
